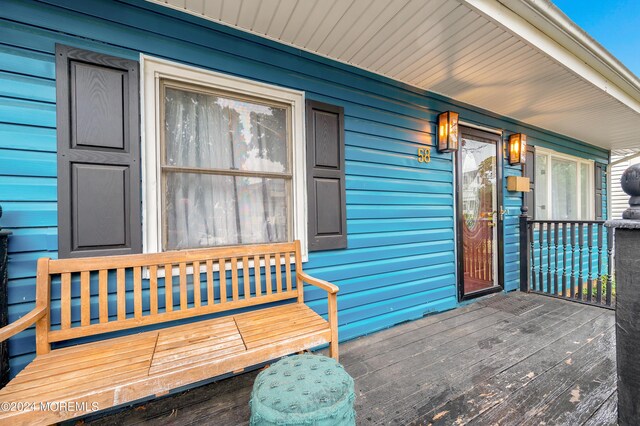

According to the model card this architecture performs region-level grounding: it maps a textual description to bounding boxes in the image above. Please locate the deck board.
[85,293,617,425]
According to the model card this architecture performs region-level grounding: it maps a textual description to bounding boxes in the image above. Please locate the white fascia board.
[509,0,640,96]
[461,0,640,114]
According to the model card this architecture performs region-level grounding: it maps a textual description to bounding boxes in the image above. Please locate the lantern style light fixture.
[437,111,459,153]
[508,133,527,165]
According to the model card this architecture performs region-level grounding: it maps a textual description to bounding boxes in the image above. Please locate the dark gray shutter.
[595,163,604,220]
[306,100,347,251]
[56,45,141,258]
[523,145,536,219]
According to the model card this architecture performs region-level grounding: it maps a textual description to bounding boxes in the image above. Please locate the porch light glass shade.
[437,111,459,153]
[508,133,527,165]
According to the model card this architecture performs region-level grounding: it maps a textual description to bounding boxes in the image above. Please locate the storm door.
[456,127,503,299]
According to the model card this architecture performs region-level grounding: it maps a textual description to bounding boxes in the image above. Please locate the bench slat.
[254,255,261,297]
[239,311,322,336]
[61,273,71,329]
[219,258,227,304]
[134,266,142,320]
[150,265,158,315]
[117,268,126,320]
[234,304,329,351]
[264,253,272,295]
[98,269,108,323]
[285,252,293,292]
[179,263,187,310]
[242,256,250,300]
[19,347,154,381]
[231,258,239,301]
[206,259,214,305]
[4,360,152,402]
[21,341,156,374]
[193,261,201,308]
[246,323,330,349]
[275,252,283,293]
[165,263,173,312]
[80,271,90,327]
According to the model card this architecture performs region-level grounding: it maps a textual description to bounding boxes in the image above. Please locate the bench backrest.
[34,241,303,354]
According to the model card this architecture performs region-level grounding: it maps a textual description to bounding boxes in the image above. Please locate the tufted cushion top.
[249,355,355,425]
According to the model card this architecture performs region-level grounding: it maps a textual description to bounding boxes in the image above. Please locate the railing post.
[605,163,640,425]
[519,205,530,292]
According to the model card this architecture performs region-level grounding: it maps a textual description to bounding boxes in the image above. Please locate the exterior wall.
[611,156,639,219]
[0,0,610,377]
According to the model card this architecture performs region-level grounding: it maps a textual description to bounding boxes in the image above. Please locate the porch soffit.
[147,0,640,152]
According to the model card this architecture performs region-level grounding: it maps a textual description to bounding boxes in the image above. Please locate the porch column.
[605,163,640,426]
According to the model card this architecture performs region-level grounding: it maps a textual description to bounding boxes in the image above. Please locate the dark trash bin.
[0,205,11,388]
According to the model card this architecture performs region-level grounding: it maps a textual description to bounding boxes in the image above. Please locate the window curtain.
[163,87,288,250]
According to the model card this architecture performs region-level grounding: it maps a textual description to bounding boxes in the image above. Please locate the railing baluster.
[529,222,536,291]
[606,229,613,306]
[554,223,559,295]
[539,223,544,292]
[547,222,552,295]
[597,224,603,305]
[562,222,567,297]
[586,224,593,302]
[570,224,576,299]
[524,220,610,310]
[578,223,584,301]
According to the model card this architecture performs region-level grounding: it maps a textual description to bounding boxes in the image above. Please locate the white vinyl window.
[141,56,307,258]
[535,148,594,220]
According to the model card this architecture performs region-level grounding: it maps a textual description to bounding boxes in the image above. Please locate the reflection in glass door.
[457,128,502,297]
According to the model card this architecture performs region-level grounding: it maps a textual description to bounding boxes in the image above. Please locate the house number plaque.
[417,147,431,163]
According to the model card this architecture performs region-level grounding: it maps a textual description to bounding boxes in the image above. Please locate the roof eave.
[463,0,640,114]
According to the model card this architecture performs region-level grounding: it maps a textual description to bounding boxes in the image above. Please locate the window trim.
[535,147,595,220]
[141,55,308,260]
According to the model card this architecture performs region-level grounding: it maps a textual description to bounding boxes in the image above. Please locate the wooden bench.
[0,241,339,425]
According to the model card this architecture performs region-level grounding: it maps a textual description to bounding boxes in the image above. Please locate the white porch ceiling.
[148,0,640,151]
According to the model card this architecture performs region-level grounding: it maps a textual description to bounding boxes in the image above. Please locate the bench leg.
[329,338,339,361]
[328,293,339,361]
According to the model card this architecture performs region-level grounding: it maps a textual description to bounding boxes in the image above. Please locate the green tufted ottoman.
[249,355,356,425]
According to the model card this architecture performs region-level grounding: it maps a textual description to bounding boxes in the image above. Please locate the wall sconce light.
[508,133,527,165]
[437,111,459,153]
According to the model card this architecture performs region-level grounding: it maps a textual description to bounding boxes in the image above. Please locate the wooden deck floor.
[87,292,616,425]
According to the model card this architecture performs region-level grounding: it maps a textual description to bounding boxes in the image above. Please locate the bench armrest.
[0,306,47,343]
[297,271,339,294]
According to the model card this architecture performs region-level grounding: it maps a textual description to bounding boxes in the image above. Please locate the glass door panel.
[459,133,499,295]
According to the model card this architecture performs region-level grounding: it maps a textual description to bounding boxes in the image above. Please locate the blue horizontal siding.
[0,123,57,152]
[503,163,524,292]
[0,71,56,102]
[0,0,611,378]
